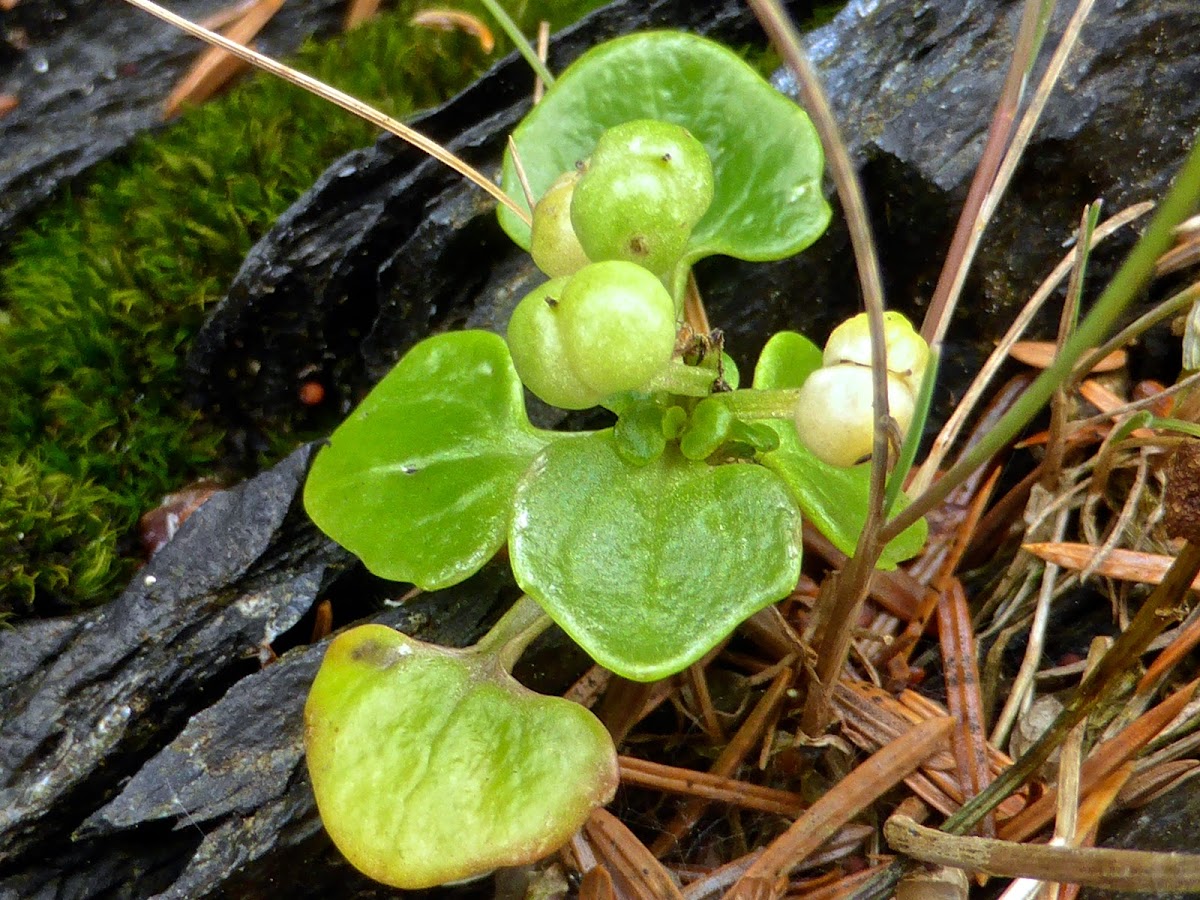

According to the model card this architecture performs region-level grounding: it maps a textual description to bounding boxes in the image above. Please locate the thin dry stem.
[746,0,892,737]
[534,20,551,103]
[923,0,1098,349]
[992,506,1070,747]
[163,0,284,118]
[121,0,530,224]
[920,0,1052,347]
[887,812,1200,891]
[910,201,1152,495]
[650,667,793,857]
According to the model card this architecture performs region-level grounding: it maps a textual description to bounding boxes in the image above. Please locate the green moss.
[0,0,605,620]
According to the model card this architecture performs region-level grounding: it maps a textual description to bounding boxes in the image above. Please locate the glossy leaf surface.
[499,32,830,268]
[511,432,802,681]
[306,624,618,889]
[304,331,554,588]
[752,332,928,568]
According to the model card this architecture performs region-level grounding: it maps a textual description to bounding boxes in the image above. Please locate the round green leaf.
[498,32,830,267]
[304,331,554,589]
[510,433,802,681]
[752,330,824,391]
[752,332,927,569]
[306,624,618,889]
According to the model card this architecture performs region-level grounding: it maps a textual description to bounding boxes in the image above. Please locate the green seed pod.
[530,170,591,278]
[507,262,678,410]
[507,277,603,410]
[570,119,715,276]
[557,260,678,398]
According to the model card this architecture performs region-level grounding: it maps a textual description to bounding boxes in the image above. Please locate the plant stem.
[119,0,532,225]
[882,133,1200,546]
[747,0,892,734]
[884,347,938,516]
[478,0,556,89]
[646,360,719,397]
[473,594,553,673]
[919,0,1054,347]
[717,388,802,419]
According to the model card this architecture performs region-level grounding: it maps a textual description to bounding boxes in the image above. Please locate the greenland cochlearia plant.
[300,30,931,889]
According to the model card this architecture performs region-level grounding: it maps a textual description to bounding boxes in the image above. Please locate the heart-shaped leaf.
[752,332,928,568]
[511,433,802,681]
[498,32,830,268]
[304,331,556,589]
[305,624,618,889]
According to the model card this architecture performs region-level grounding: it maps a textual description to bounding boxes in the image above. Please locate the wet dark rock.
[0,446,350,888]
[0,434,529,896]
[0,0,347,239]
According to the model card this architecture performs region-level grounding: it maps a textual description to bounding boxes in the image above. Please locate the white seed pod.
[823,311,929,392]
[793,364,916,467]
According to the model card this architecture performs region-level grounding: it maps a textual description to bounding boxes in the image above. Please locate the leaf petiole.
[473,594,554,673]
[715,387,803,420]
[643,359,721,397]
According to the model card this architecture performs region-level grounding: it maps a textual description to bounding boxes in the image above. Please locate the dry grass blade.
[121,0,530,223]
[534,19,551,103]
[579,864,617,900]
[163,0,284,118]
[1138,607,1200,695]
[910,201,1151,495]
[343,0,381,30]
[886,813,1200,891]
[1117,759,1200,809]
[1022,542,1193,589]
[888,464,998,668]
[999,678,1200,843]
[683,661,725,741]
[924,0,1098,351]
[992,505,1070,747]
[918,0,1051,347]
[1009,341,1126,373]
[836,681,1026,819]
[729,716,954,897]
[409,8,496,53]
[597,676,673,745]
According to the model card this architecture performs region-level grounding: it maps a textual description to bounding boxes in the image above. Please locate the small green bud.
[507,277,603,410]
[557,261,677,398]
